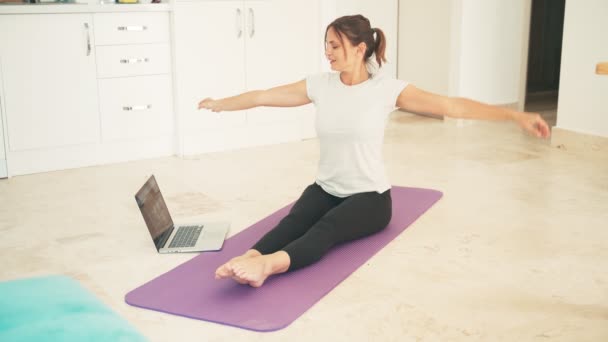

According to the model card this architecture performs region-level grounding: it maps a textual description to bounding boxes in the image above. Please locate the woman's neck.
[340,64,369,86]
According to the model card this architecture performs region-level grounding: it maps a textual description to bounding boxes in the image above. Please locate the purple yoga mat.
[125,186,442,332]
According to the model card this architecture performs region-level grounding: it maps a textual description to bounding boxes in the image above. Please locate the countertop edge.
[0,3,172,14]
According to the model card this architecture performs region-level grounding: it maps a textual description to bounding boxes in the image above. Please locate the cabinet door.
[173,0,247,142]
[94,12,170,46]
[0,14,99,151]
[245,0,319,90]
[245,0,319,135]
[95,43,171,79]
[98,75,173,143]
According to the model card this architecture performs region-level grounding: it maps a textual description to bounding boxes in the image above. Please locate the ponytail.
[371,27,387,67]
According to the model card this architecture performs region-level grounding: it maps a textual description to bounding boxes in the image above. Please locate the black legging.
[252,183,392,271]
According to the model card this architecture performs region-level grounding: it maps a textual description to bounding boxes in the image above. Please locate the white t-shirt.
[306,72,409,197]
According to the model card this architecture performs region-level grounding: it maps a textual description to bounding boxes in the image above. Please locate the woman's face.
[325,27,362,71]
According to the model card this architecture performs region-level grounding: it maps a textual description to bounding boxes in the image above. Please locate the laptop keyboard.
[168,225,203,248]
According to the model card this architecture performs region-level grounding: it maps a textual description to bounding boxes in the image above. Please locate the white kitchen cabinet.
[97,75,173,143]
[0,14,99,152]
[93,12,170,46]
[0,11,174,176]
[173,1,248,155]
[172,0,320,155]
[93,12,174,154]
[95,44,171,79]
[244,0,319,143]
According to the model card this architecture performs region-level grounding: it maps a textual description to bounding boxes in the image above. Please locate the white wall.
[453,0,526,105]
[398,0,527,105]
[556,0,608,138]
[321,0,399,78]
[397,0,452,95]
[0,112,5,161]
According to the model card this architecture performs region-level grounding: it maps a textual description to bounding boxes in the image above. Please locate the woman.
[199,15,550,288]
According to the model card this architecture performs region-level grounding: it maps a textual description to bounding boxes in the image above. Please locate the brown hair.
[325,14,387,67]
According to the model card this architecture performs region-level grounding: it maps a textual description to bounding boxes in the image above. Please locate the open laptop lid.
[135,175,174,251]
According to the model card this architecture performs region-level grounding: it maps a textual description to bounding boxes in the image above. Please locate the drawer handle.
[123,105,152,111]
[236,8,242,39]
[84,22,91,56]
[120,58,149,64]
[117,25,148,31]
[248,8,255,38]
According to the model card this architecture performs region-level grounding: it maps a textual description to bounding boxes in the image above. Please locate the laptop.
[134,175,229,253]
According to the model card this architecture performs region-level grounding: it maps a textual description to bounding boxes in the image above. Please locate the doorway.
[524,0,566,127]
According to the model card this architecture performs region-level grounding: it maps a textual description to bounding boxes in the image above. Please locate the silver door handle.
[118,25,148,31]
[120,58,149,64]
[236,8,242,38]
[248,8,255,38]
[123,105,152,111]
[84,23,91,56]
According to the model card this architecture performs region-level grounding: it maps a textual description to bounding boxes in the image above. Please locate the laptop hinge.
[154,225,174,250]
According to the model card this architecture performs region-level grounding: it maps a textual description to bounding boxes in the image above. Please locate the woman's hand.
[198,98,222,112]
[515,112,551,138]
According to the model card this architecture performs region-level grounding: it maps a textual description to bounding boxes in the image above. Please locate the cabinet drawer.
[98,75,173,142]
[96,44,170,78]
[94,12,169,45]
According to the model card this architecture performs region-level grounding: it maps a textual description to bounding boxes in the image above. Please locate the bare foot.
[215,249,261,283]
[231,251,290,288]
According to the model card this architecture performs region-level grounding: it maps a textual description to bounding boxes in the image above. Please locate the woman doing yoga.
[199,15,550,287]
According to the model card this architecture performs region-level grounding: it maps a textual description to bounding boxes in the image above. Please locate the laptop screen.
[134,175,174,250]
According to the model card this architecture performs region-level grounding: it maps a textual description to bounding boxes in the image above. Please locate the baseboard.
[6,136,174,177]
[551,127,608,153]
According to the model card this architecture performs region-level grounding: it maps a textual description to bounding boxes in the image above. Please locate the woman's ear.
[357,42,367,56]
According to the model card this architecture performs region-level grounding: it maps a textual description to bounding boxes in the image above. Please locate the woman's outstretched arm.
[396,85,551,138]
[198,79,310,112]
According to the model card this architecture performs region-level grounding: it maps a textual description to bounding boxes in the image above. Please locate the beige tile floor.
[1,111,607,341]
